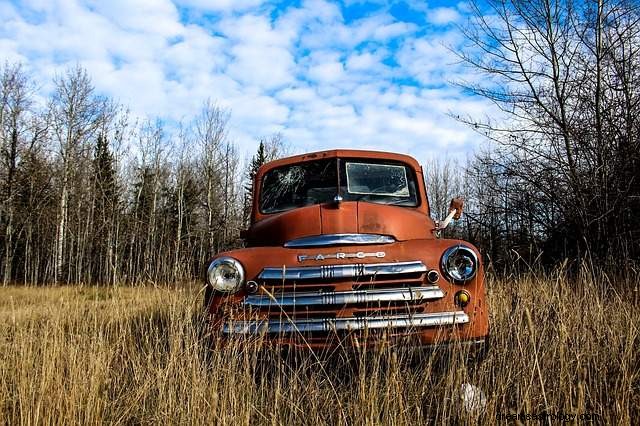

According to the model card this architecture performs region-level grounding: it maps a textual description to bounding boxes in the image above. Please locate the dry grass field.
[1,268,638,425]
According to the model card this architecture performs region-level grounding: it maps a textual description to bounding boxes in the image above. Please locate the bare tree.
[0,64,250,285]
[457,0,640,265]
[49,67,107,282]
[0,64,36,285]
[195,101,229,255]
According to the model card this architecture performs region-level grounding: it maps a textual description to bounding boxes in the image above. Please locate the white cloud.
[307,61,345,83]
[373,21,416,40]
[396,33,464,85]
[276,86,317,104]
[226,43,295,89]
[344,49,393,81]
[426,7,462,25]
[174,0,266,13]
[345,52,377,71]
[0,0,496,161]
[88,0,182,36]
[218,14,295,89]
[162,26,228,77]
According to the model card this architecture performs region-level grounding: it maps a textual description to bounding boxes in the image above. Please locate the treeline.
[432,0,640,271]
[2,0,639,284]
[0,64,283,285]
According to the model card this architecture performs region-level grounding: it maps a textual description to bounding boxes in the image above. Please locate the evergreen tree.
[91,132,118,283]
[243,140,267,227]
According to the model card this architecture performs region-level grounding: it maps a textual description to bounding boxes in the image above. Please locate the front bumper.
[223,311,469,334]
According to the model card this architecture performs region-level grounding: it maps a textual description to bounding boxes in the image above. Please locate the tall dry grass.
[1,268,638,424]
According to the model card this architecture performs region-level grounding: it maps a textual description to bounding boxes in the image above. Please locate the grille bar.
[222,311,469,334]
[243,286,444,307]
[258,261,427,280]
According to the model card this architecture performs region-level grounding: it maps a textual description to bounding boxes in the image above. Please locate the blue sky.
[0,0,494,161]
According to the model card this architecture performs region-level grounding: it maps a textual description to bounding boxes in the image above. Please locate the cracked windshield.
[260,158,418,213]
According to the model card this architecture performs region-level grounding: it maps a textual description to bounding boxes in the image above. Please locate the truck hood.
[247,201,435,247]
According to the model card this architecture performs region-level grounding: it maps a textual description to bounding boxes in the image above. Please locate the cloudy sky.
[0,0,494,161]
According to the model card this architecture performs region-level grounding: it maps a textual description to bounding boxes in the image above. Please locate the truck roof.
[256,149,422,178]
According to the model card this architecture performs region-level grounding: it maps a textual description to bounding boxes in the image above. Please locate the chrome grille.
[243,286,443,307]
[258,261,427,280]
[221,260,465,336]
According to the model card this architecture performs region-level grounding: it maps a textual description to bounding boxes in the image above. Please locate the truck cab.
[205,149,489,349]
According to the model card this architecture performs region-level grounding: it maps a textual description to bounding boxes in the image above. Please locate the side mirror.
[436,197,464,231]
[449,197,464,220]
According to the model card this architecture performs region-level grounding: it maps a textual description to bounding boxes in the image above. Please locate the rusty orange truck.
[204,149,489,350]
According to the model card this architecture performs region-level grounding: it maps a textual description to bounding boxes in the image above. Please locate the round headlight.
[207,257,245,292]
[441,245,478,284]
